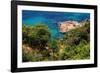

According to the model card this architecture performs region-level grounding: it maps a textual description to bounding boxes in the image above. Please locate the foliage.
[22,24,51,50]
[64,22,90,46]
[22,21,90,62]
[22,51,34,62]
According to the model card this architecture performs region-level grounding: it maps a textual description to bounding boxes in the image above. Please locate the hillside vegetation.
[22,21,90,62]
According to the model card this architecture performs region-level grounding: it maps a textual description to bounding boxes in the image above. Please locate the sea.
[22,10,90,39]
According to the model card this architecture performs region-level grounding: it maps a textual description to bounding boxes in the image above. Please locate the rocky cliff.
[58,21,86,33]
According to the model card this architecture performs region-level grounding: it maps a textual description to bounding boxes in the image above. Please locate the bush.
[22,21,90,62]
[22,24,51,50]
[22,52,33,62]
[63,22,90,46]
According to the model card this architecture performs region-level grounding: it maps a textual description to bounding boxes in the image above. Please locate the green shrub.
[22,24,51,50]
[22,21,90,62]
[22,52,33,62]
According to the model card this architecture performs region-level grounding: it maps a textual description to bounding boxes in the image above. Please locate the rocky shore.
[58,20,87,33]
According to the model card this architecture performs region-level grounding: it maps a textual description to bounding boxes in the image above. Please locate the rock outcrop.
[58,21,81,33]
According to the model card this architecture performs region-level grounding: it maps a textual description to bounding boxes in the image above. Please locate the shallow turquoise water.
[22,10,90,38]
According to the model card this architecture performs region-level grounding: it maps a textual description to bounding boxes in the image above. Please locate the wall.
[0,0,99,73]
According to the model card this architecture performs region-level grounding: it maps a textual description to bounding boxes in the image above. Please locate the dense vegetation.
[22,21,90,62]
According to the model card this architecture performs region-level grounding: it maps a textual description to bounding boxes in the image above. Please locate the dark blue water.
[22,10,90,38]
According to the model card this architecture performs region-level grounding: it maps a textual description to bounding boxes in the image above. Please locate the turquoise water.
[22,10,90,38]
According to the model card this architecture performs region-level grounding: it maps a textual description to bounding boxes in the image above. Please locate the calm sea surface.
[22,10,90,38]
